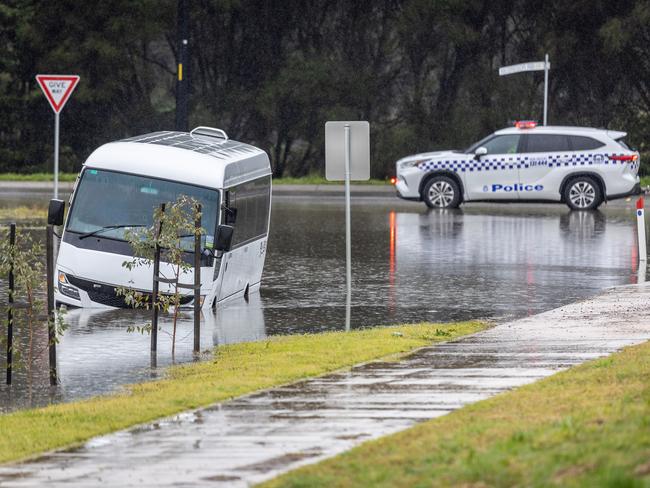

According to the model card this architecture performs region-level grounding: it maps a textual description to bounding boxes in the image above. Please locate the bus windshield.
[66,168,220,248]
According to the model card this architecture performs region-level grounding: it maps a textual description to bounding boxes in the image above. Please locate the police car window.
[524,134,571,153]
[616,138,631,150]
[482,135,520,154]
[569,136,604,151]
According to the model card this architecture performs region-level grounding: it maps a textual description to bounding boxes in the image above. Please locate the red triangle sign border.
[36,74,80,114]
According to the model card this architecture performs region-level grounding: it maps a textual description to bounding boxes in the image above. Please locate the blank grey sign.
[325,121,370,181]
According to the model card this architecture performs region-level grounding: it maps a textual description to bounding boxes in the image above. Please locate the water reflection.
[0,293,269,412]
[261,200,643,332]
[0,193,647,410]
[214,292,266,345]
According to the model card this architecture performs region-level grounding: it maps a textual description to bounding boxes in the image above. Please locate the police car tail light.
[390,177,397,185]
[514,120,537,129]
[609,154,638,162]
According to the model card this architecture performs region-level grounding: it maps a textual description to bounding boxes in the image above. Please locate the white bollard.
[637,196,646,262]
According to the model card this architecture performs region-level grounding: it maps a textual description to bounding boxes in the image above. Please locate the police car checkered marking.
[418,153,626,173]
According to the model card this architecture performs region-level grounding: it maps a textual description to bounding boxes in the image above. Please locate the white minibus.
[51,127,272,309]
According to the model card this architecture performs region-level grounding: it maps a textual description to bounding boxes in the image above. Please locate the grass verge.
[263,340,650,488]
[0,322,486,465]
[0,172,78,182]
[641,176,650,188]
[0,206,47,221]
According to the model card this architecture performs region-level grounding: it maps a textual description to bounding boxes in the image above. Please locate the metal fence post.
[46,224,57,385]
[193,204,201,354]
[151,203,166,354]
[6,223,15,385]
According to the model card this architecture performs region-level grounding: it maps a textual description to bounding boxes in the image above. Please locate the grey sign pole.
[344,125,352,297]
[325,121,370,331]
[344,125,352,329]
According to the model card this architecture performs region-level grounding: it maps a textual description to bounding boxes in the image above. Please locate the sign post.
[36,74,80,199]
[498,54,550,125]
[325,121,370,330]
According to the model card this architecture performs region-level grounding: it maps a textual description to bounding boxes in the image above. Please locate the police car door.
[518,134,571,201]
[465,134,523,200]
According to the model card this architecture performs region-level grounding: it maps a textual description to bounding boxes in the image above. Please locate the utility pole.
[175,0,189,132]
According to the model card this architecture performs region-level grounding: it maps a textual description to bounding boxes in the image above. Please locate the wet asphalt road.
[0,283,649,487]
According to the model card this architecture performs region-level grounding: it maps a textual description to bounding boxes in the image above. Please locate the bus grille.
[66,276,193,309]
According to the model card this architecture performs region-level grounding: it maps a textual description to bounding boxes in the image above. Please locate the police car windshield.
[464,135,493,154]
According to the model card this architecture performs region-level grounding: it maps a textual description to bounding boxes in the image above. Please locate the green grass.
[0,206,48,221]
[640,176,650,188]
[263,340,650,488]
[0,321,486,465]
[0,172,78,182]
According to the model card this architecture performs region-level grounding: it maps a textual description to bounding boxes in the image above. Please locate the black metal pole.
[6,223,15,385]
[175,0,189,132]
[46,224,57,385]
[193,204,201,354]
[151,203,165,354]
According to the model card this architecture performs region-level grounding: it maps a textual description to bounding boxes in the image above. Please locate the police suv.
[395,121,641,210]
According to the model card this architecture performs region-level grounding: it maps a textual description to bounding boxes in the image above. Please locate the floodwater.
[0,189,646,411]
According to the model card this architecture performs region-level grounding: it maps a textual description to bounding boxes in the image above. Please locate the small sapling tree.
[117,195,203,357]
[0,228,67,385]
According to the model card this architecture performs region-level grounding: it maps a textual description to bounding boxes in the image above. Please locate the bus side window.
[227,176,270,249]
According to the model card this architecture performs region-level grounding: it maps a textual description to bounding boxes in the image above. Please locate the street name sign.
[498,61,550,76]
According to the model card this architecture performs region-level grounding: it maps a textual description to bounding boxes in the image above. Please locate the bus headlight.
[58,283,81,300]
[57,271,80,300]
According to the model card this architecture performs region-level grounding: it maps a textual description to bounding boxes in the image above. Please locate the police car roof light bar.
[514,120,537,129]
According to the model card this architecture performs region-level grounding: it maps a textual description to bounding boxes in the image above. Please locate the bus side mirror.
[48,199,65,226]
[215,225,234,252]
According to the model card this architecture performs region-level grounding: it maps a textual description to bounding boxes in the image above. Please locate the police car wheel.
[564,176,602,210]
[423,176,461,208]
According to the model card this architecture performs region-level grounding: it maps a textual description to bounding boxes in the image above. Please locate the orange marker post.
[637,196,646,262]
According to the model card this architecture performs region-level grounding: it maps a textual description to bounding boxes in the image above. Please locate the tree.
[118,195,203,357]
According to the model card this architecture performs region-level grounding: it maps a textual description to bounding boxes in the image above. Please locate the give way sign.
[36,74,80,113]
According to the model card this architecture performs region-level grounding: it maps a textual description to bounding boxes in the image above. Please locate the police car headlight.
[399,159,425,170]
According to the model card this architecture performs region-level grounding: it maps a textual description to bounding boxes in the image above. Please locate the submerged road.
[0,283,649,487]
